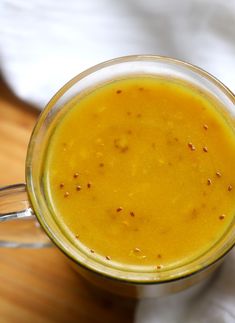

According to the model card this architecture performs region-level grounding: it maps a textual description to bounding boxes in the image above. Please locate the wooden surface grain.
[0,76,136,323]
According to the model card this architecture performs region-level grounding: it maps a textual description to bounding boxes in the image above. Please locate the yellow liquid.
[45,77,235,269]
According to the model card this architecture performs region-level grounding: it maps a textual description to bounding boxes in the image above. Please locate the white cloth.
[0,0,235,108]
[135,255,235,323]
[0,0,234,322]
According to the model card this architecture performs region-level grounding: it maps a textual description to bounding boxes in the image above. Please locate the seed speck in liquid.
[73,172,79,178]
[219,214,226,220]
[188,143,196,151]
[207,178,212,185]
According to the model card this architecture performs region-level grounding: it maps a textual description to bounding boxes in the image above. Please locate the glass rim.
[26,54,235,284]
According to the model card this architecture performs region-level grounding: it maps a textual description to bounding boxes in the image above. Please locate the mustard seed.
[216,171,221,178]
[188,142,196,151]
[219,214,225,220]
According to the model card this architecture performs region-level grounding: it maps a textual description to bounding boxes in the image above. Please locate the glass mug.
[0,56,234,298]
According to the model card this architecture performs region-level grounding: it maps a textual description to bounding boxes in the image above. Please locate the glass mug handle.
[0,183,52,248]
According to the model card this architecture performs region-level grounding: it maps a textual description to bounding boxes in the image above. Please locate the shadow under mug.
[0,55,234,298]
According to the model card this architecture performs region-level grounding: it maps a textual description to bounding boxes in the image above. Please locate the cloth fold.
[0,0,235,107]
[135,255,235,322]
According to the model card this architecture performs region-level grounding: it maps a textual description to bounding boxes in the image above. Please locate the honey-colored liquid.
[44,77,235,270]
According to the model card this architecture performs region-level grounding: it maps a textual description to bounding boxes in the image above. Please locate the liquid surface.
[45,77,235,269]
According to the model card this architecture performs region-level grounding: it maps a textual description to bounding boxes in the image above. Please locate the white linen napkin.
[0,1,234,322]
[1,0,235,108]
[135,254,235,323]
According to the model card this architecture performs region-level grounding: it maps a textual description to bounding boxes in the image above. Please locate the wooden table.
[0,76,136,323]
